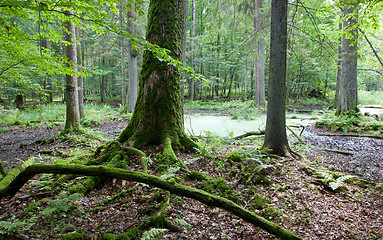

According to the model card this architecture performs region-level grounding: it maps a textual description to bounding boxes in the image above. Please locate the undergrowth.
[316,111,383,134]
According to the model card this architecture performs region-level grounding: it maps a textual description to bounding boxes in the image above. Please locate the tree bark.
[263,0,290,156]
[100,57,107,104]
[334,21,342,108]
[120,0,127,106]
[127,3,138,113]
[63,11,80,132]
[117,0,197,151]
[337,3,358,115]
[189,0,196,100]
[0,164,301,240]
[253,0,266,106]
[76,26,84,119]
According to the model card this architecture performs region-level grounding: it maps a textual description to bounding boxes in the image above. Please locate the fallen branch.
[287,126,304,144]
[234,130,265,140]
[322,148,353,155]
[0,164,300,240]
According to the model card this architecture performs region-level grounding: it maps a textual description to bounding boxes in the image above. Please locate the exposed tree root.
[0,164,301,240]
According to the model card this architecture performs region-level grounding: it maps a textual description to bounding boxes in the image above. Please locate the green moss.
[116,227,140,240]
[62,232,88,240]
[101,233,115,240]
[19,201,39,218]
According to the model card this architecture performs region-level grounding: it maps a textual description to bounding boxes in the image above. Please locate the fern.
[316,171,355,191]
[173,218,191,229]
[0,216,38,235]
[140,228,168,240]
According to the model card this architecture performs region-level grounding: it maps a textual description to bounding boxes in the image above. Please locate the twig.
[38,108,51,131]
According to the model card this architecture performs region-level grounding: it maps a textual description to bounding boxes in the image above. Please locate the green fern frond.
[173,218,191,229]
[140,228,168,240]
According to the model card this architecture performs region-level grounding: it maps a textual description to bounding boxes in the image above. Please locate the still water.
[184,113,315,137]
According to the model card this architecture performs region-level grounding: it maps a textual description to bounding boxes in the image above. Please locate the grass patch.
[0,103,124,127]
[358,90,383,106]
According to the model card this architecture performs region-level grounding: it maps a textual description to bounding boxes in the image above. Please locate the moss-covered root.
[162,137,187,169]
[0,164,301,240]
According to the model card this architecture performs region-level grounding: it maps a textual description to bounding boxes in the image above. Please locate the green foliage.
[62,232,89,240]
[358,90,383,106]
[116,227,140,240]
[140,228,168,240]
[316,111,383,133]
[101,233,116,240]
[0,216,38,235]
[316,171,355,191]
[290,97,331,107]
[41,191,82,216]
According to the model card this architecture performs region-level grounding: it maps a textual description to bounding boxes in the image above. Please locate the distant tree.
[337,1,359,115]
[253,0,266,106]
[263,0,290,156]
[63,11,80,132]
[127,2,139,113]
[120,0,127,106]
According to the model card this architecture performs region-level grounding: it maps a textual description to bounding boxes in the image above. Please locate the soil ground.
[0,116,382,240]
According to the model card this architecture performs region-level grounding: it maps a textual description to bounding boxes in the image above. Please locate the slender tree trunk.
[376,74,381,91]
[254,0,266,106]
[101,57,107,104]
[117,0,197,151]
[334,21,342,108]
[127,3,138,113]
[189,0,196,100]
[76,26,84,119]
[63,11,80,132]
[263,0,289,156]
[120,1,127,106]
[181,0,188,102]
[337,3,358,115]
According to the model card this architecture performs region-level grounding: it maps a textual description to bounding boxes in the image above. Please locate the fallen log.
[0,164,301,240]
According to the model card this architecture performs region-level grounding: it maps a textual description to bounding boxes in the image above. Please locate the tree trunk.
[127,3,138,113]
[334,21,342,108]
[254,0,266,106]
[120,0,127,106]
[63,11,80,132]
[376,74,381,91]
[189,0,196,100]
[180,0,188,103]
[100,57,107,104]
[263,0,289,156]
[117,0,197,151]
[337,3,358,115]
[76,26,84,119]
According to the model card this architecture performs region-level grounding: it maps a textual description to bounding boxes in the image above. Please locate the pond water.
[184,113,316,137]
[360,106,383,116]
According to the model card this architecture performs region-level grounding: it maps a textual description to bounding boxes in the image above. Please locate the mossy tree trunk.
[262,0,290,156]
[117,0,197,152]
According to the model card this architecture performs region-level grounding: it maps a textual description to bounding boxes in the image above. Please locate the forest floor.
[0,113,382,240]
